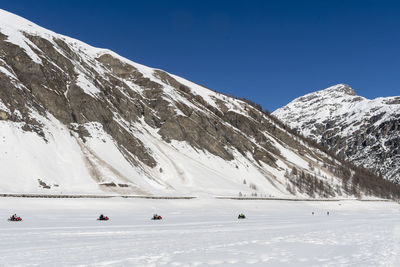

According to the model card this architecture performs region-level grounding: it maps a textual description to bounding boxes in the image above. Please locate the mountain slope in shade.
[0,9,397,198]
[273,84,400,183]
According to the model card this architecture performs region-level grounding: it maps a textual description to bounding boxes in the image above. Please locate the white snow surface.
[0,118,98,194]
[0,98,9,113]
[0,197,399,266]
[76,74,101,97]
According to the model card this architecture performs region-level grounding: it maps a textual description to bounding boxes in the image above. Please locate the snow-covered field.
[0,198,399,266]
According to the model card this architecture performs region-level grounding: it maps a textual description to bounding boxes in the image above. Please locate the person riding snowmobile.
[238,213,246,219]
[152,214,162,220]
[8,214,22,221]
[98,214,109,220]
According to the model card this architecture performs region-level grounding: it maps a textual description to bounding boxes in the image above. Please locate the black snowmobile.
[97,214,109,221]
[238,213,246,219]
[151,214,162,220]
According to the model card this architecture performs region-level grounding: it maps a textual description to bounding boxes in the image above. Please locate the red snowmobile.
[97,214,109,221]
[151,214,162,220]
[8,214,22,222]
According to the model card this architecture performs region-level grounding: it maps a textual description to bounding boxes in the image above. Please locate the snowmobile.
[97,214,109,221]
[238,213,246,219]
[151,214,162,220]
[8,214,22,222]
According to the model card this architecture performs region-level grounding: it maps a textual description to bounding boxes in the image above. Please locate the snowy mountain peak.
[321,83,356,96]
[296,84,357,103]
[274,84,400,183]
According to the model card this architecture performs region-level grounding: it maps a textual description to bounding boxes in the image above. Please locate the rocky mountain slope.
[0,10,397,198]
[273,84,400,183]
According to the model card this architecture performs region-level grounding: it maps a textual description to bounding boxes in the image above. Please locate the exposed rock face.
[273,84,400,183]
[0,10,397,197]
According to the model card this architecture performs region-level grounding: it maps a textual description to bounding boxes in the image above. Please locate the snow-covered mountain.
[273,84,400,183]
[0,10,397,198]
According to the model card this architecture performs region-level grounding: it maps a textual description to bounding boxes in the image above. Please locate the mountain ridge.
[273,84,400,183]
[0,9,398,198]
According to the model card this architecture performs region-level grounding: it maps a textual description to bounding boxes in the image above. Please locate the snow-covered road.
[0,198,399,266]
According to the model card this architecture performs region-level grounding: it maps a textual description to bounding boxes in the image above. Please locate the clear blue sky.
[2,0,400,111]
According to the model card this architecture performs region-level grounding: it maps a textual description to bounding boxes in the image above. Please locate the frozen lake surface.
[0,197,399,266]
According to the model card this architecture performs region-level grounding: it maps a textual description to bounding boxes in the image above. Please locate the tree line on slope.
[207,88,400,199]
[268,112,400,200]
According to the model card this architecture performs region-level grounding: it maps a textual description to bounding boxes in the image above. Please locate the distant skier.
[327,211,330,216]
[312,212,314,215]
